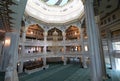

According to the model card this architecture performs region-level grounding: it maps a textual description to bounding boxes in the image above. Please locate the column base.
[83,65,88,68]
[5,69,19,81]
[102,74,111,80]
[63,63,67,65]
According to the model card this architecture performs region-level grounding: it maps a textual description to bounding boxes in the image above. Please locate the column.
[0,41,4,71]
[80,27,87,68]
[84,0,102,81]
[18,27,26,73]
[63,57,67,65]
[43,31,47,66]
[18,44,24,73]
[22,32,26,42]
[18,61,23,73]
[62,31,67,65]
[2,32,19,81]
[106,29,116,70]
[95,16,108,79]
[21,27,27,42]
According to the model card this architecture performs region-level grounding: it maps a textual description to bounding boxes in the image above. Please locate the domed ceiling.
[25,0,84,24]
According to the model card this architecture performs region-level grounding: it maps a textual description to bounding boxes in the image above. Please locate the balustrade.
[18,51,89,60]
[19,38,84,46]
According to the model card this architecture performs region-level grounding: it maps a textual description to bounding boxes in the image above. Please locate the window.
[28,30,30,33]
[112,14,116,20]
[108,17,111,22]
[115,58,120,70]
[104,20,107,24]
[101,21,103,25]
[112,42,120,52]
[84,45,88,51]
[103,46,108,50]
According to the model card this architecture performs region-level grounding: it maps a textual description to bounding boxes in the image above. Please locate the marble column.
[21,27,27,42]
[62,32,67,65]
[84,0,103,81]
[22,32,26,42]
[1,32,19,81]
[18,27,27,73]
[95,16,108,79]
[43,31,47,66]
[63,57,67,65]
[18,44,24,73]
[106,29,116,70]
[80,27,87,68]
[18,61,23,73]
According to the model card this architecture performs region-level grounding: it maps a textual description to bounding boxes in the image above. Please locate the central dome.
[25,0,84,24]
[41,0,70,7]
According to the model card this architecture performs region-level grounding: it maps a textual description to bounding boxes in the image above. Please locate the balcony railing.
[19,38,85,46]
[18,51,89,61]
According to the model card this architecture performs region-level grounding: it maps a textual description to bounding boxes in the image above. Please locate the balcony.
[19,38,85,46]
[18,51,89,61]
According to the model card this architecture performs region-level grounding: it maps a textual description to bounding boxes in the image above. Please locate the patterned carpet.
[18,64,120,81]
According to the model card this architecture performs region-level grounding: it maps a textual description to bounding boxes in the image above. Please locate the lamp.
[84,45,88,51]
[4,37,11,47]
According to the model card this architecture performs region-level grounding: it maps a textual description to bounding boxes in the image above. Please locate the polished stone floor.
[18,64,120,81]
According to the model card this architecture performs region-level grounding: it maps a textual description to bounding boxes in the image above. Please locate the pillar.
[95,16,108,79]
[17,45,24,73]
[43,31,47,66]
[62,31,67,65]
[63,57,67,65]
[1,32,19,81]
[22,32,26,42]
[80,27,87,68]
[84,0,103,81]
[21,27,27,42]
[18,61,23,73]
[62,32,66,54]
[0,41,4,71]
[17,27,27,73]
[106,29,116,70]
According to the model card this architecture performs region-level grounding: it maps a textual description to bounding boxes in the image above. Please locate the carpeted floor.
[19,64,90,81]
[18,64,120,81]
[0,72,5,81]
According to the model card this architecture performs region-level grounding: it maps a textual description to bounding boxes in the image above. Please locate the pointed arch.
[65,25,80,40]
[47,27,63,41]
[26,24,44,40]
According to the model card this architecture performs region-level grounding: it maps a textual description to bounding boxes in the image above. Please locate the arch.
[47,27,63,41]
[26,24,44,40]
[48,27,62,36]
[65,25,80,40]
